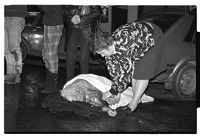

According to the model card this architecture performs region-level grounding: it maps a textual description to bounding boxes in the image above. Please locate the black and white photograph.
[3,2,198,134]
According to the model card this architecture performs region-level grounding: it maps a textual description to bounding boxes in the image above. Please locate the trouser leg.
[42,25,63,74]
[6,17,25,74]
[66,29,79,81]
[79,29,90,74]
[4,17,24,84]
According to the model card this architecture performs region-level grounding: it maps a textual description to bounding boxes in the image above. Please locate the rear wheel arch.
[169,56,195,79]
[20,38,31,60]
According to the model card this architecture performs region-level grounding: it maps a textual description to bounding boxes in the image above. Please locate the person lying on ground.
[60,74,154,117]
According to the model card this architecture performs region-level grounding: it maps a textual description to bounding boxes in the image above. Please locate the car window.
[25,14,37,25]
[25,12,43,27]
[26,5,43,27]
[184,8,196,42]
[140,14,182,33]
[184,17,196,42]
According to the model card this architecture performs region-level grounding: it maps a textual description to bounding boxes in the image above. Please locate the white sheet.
[61,74,154,109]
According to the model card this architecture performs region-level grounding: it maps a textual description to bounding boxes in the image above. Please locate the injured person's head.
[60,78,117,116]
[61,79,104,107]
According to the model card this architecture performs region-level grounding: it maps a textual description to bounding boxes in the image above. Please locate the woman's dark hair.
[94,31,113,54]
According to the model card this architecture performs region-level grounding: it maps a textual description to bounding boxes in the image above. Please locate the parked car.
[137,8,196,100]
[20,11,104,65]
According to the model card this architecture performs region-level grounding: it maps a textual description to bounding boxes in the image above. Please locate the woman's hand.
[102,91,112,101]
[103,91,121,105]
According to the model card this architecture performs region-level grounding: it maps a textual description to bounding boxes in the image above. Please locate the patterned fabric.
[42,25,64,73]
[105,21,155,93]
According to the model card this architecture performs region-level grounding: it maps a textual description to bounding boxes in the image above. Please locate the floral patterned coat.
[105,21,155,94]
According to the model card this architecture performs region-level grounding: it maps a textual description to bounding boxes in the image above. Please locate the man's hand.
[71,15,81,25]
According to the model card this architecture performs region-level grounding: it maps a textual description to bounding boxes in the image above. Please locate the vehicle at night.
[138,7,196,101]
[20,11,103,65]
[20,6,196,101]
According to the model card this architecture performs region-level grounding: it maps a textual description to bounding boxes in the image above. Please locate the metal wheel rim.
[179,69,196,95]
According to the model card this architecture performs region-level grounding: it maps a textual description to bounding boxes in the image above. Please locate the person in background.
[38,5,64,93]
[63,5,102,81]
[94,21,167,113]
[4,5,27,84]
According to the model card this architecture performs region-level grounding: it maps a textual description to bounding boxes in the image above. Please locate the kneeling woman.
[94,21,167,112]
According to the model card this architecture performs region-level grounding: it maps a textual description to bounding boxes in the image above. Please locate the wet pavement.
[4,56,197,133]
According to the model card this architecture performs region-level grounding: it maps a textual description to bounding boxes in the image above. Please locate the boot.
[41,70,58,94]
[4,73,20,84]
[4,52,21,84]
[4,62,20,84]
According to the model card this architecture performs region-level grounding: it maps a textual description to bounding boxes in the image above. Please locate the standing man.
[4,5,27,84]
[63,5,102,81]
[38,5,64,93]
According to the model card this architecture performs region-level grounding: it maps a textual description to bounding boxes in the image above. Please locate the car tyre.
[172,63,196,101]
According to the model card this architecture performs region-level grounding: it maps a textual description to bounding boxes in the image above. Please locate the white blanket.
[61,74,154,109]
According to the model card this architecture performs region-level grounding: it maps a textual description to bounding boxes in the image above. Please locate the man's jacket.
[63,5,102,31]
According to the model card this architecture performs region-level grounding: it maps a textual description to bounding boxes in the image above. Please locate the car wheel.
[20,42,28,60]
[172,63,196,101]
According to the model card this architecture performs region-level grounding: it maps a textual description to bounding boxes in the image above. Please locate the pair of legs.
[66,28,90,81]
[128,78,149,111]
[4,17,25,84]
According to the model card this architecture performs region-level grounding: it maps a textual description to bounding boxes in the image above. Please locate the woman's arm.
[106,25,137,95]
[106,56,132,95]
